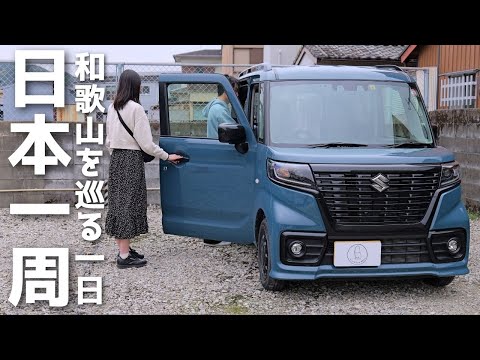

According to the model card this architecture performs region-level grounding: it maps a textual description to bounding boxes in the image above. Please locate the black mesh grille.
[321,237,431,265]
[315,169,441,225]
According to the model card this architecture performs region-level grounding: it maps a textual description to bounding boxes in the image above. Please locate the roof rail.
[374,65,405,72]
[239,62,272,77]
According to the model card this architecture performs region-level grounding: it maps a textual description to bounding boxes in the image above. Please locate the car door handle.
[178,155,190,163]
[169,152,189,166]
[174,152,189,163]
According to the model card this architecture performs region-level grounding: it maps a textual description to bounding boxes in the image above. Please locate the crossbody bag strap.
[116,108,156,158]
[116,109,134,138]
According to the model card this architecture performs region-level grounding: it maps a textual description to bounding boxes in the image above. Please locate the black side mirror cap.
[218,123,246,145]
[432,124,439,141]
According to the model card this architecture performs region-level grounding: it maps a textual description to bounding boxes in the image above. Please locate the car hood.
[267,146,454,164]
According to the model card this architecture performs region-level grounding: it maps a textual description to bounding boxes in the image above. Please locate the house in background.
[263,45,302,65]
[291,45,438,111]
[222,45,264,75]
[221,45,479,110]
[294,45,413,66]
[173,49,222,74]
[402,45,480,109]
[293,45,480,110]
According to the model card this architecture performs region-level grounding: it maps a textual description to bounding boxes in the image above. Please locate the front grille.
[314,168,441,226]
[321,237,431,265]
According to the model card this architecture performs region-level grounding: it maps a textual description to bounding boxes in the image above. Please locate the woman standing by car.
[105,69,182,269]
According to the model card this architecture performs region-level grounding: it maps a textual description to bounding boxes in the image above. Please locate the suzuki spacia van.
[157,64,469,291]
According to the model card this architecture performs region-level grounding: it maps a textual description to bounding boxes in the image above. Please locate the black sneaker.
[129,247,144,259]
[116,254,147,269]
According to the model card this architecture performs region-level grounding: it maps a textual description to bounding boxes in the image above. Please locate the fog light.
[290,241,305,257]
[447,238,460,254]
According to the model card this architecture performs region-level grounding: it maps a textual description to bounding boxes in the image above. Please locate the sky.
[0,45,221,63]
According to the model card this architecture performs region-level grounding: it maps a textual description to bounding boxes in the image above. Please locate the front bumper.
[271,259,469,280]
[267,184,470,280]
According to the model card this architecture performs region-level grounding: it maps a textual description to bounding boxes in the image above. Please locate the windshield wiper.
[384,142,432,148]
[306,142,368,148]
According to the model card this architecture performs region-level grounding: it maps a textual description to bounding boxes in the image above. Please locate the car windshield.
[269,80,433,147]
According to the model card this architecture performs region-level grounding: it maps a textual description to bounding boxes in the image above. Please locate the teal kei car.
[157,64,469,291]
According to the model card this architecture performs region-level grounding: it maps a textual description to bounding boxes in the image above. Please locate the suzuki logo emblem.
[371,173,390,192]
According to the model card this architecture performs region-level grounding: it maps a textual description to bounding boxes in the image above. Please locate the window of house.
[440,73,477,109]
[250,48,263,64]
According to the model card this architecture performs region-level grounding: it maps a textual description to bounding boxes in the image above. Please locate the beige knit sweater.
[105,101,169,161]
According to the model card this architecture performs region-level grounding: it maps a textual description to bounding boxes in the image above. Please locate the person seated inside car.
[203,75,239,139]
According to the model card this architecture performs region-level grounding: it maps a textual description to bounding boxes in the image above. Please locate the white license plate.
[333,241,381,267]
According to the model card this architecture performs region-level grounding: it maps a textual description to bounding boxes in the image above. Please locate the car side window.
[237,79,249,115]
[165,82,238,139]
[250,83,265,143]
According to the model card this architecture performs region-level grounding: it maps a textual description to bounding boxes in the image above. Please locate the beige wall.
[222,45,233,65]
[222,45,264,76]
[297,48,317,65]
[264,45,302,65]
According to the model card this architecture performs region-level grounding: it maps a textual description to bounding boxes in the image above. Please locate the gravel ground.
[0,206,478,315]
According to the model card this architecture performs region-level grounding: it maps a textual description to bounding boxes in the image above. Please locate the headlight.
[267,160,316,191]
[440,161,460,188]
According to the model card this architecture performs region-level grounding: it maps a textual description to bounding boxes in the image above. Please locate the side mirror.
[431,124,439,141]
[218,123,246,145]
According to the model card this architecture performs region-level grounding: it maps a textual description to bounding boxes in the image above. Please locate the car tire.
[423,276,455,287]
[257,219,286,291]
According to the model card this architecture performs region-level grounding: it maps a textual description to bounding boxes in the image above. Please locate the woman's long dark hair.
[113,69,141,110]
